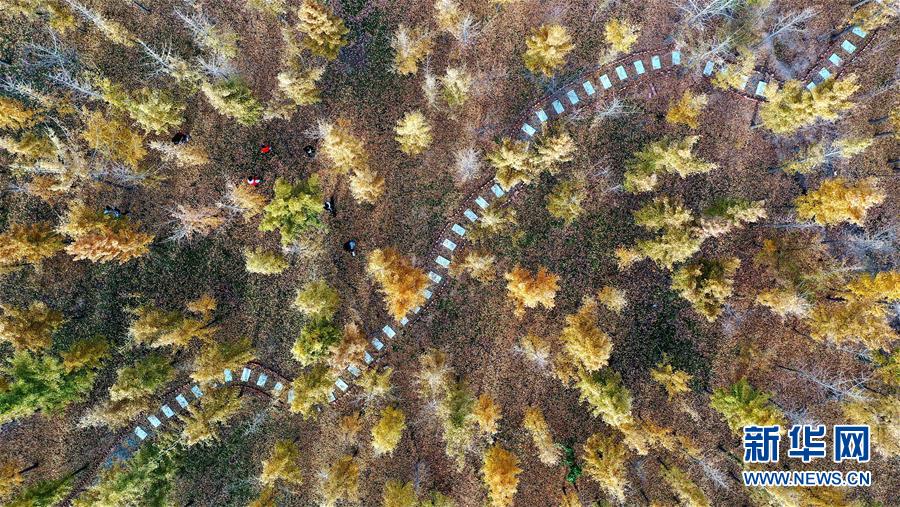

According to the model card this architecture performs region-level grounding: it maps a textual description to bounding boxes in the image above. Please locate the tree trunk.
[19,461,39,475]
[131,0,151,13]
[717,444,742,464]
[830,25,853,42]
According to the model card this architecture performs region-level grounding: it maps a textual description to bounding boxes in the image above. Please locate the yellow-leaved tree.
[522,406,560,465]
[243,248,288,275]
[200,78,264,126]
[650,354,692,399]
[532,129,576,174]
[794,177,884,226]
[504,265,560,317]
[358,366,393,405]
[440,67,473,110]
[559,297,612,372]
[489,138,534,190]
[123,88,184,135]
[666,91,708,129]
[596,286,628,314]
[367,248,430,321]
[473,393,502,436]
[523,24,574,77]
[806,271,899,351]
[319,119,385,203]
[296,0,349,59]
[327,322,369,372]
[624,136,718,193]
[576,369,634,427]
[319,455,359,507]
[759,75,859,134]
[293,279,340,320]
[671,257,740,321]
[58,202,153,263]
[348,165,386,204]
[415,348,452,401]
[451,250,497,283]
[260,440,303,488]
[391,25,433,75]
[842,394,899,458]
[290,364,334,419]
[128,295,217,350]
[482,445,521,507]
[371,405,406,456]
[756,288,810,318]
[0,96,40,131]
[661,465,710,507]
[180,387,243,447]
[710,379,785,435]
[711,48,755,92]
[81,109,146,168]
[546,177,586,225]
[582,432,630,503]
[0,222,64,273]
[192,337,255,384]
[150,140,209,168]
[394,110,432,155]
[603,19,639,56]
[277,65,325,107]
[382,480,417,507]
[0,301,64,352]
[226,182,267,220]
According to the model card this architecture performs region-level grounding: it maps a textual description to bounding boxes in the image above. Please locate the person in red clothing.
[260,144,272,155]
[246,177,261,187]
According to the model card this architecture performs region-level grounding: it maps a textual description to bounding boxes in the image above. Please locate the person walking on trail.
[103,206,123,218]
[344,239,357,257]
[172,132,190,145]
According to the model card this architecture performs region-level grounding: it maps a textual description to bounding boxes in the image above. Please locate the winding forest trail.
[61,22,878,505]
